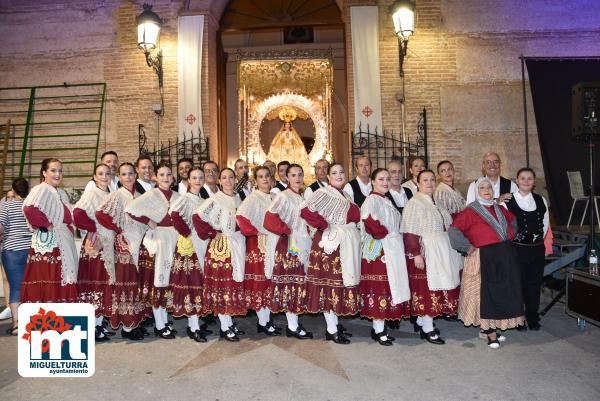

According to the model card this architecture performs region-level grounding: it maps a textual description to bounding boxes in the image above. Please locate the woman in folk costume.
[263,164,313,340]
[400,170,462,345]
[236,166,282,336]
[449,177,524,349]
[126,163,180,339]
[401,156,425,200]
[193,168,246,342]
[301,162,361,344]
[264,164,313,340]
[21,158,79,303]
[73,163,113,342]
[360,168,411,346]
[96,163,148,341]
[169,167,212,343]
[504,168,549,331]
[433,160,466,218]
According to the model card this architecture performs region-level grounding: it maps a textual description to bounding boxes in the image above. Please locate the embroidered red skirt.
[21,247,79,303]
[305,231,360,316]
[406,257,459,317]
[201,235,246,316]
[359,253,410,320]
[110,233,145,329]
[269,235,307,314]
[168,242,203,317]
[77,237,112,317]
[243,235,272,310]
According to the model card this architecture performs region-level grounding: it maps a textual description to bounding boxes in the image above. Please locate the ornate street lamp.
[390,0,415,77]
[137,3,163,87]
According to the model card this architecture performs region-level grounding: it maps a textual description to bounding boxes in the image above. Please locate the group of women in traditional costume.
[15,155,549,350]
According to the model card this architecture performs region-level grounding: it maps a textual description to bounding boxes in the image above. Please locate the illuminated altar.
[237,52,334,180]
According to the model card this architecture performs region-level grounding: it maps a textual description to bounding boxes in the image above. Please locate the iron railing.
[139,124,210,170]
[0,83,106,191]
[351,108,428,173]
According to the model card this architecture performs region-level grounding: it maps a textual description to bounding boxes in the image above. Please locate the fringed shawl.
[433,182,466,215]
[75,186,115,283]
[23,182,78,285]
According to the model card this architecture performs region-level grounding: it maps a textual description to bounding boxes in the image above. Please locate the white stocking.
[218,314,233,331]
[153,307,165,330]
[324,311,338,334]
[188,315,199,331]
[422,315,434,334]
[257,307,270,327]
[95,316,104,326]
[285,312,298,331]
[373,319,385,334]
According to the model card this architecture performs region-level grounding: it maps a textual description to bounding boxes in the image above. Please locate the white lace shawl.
[304,186,360,287]
[75,186,107,224]
[360,194,402,235]
[400,192,453,236]
[236,190,272,236]
[195,191,245,282]
[169,192,204,229]
[400,192,460,291]
[126,188,181,223]
[433,182,466,215]
[303,186,351,225]
[74,186,115,283]
[195,191,240,234]
[96,187,147,267]
[361,194,410,304]
[264,189,311,278]
[23,182,78,285]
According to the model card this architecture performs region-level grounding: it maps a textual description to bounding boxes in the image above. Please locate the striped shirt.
[0,198,32,251]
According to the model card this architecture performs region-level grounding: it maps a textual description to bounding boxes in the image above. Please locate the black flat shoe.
[325,330,351,344]
[420,328,445,345]
[257,322,281,336]
[154,327,176,339]
[199,323,213,335]
[268,318,283,333]
[166,323,177,335]
[337,324,352,337]
[121,328,144,341]
[370,329,393,346]
[231,322,245,335]
[187,327,208,342]
[516,324,528,331]
[285,324,313,339]
[95,326,110,342]
[139,326,150,336]
[413,321,439,335]
[219,327,240,342]
[528,322,541,331]
[102,327,116,336]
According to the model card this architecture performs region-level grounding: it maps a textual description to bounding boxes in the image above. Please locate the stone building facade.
[2,0,599,190]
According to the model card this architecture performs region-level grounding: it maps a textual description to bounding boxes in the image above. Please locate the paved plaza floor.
[0,292,598,401]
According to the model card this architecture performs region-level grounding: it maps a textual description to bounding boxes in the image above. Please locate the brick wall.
[2,0,600,195]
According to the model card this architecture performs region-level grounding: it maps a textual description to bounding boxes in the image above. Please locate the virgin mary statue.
[266,107,311,174]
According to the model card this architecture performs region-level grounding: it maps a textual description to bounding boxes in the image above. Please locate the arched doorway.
[217,0,348,172]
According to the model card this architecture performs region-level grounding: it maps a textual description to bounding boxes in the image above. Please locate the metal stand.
[587,136,596,257]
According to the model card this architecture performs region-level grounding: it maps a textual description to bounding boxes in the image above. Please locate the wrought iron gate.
[351,108,427,174]
[138,125,210,168]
